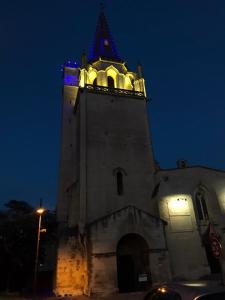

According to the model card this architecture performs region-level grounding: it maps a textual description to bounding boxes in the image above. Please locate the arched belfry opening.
[116,233,151,293]
[107,76,115,88]
[93,77,97,86]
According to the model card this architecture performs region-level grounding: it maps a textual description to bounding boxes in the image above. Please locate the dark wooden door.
[117,255,135,292]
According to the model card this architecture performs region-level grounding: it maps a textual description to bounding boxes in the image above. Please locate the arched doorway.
[117,233,151,293]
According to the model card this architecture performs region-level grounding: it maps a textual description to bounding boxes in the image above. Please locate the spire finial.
[89,2,122,63]
[137,62,144,79]
[100,1,104,13]
[81,51,87,68]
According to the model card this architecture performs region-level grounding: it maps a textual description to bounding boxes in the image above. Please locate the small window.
[117,171,123,195]
[108,76,114,88]
[196,190,209,220]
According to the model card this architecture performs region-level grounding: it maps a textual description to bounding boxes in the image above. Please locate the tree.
[0,200,56,293]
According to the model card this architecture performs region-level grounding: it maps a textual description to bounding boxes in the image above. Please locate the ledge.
[85,84,146,99]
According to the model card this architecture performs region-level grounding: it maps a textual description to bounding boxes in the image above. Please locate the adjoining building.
[54,9,225,297]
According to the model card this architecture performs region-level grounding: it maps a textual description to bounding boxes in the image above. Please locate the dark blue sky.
[1,0,225,209]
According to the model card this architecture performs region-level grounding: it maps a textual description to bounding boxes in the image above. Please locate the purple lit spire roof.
[89,11,122,63]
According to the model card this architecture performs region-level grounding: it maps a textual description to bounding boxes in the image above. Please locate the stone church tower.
[54,10,171,297]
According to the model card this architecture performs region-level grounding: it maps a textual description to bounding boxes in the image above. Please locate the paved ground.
[8,280,225,300]
[26,292,145,300]
[0,295,25,300]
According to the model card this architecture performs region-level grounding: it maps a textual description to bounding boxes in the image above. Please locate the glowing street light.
[36,208,45,215]
[33,202,45,296]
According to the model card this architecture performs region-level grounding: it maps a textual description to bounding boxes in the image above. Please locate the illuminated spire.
[89,7,122,63]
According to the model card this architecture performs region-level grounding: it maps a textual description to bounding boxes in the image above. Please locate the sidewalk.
[26,292,145,300]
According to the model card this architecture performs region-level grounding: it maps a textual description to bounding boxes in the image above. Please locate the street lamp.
[33,206,45,296]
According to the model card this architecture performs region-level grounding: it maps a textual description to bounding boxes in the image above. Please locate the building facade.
[156,165,225,282]
[54,10,225,297]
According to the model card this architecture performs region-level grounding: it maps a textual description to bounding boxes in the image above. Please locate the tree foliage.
[0,200,56,293]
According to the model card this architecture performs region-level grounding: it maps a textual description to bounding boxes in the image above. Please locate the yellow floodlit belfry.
[78,59,146,95]
[62,11,146,97]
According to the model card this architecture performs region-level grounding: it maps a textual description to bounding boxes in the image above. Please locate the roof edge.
[157,165,225,174]
[87,204,167,227]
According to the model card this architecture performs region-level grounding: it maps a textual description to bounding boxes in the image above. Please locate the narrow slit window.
[117,171,123,195]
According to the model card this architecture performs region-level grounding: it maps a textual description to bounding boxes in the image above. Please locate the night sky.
[1,0,225,209]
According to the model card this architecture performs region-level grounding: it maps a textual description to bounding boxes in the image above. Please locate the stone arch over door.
[116,233,151,293]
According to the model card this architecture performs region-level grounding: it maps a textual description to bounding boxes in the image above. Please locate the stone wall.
[156,166,225,281]
[88,205,171,295]
[54,235,88,296]
[84,90,156,222]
